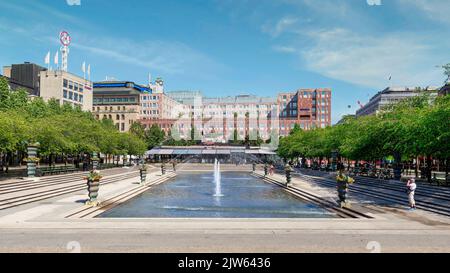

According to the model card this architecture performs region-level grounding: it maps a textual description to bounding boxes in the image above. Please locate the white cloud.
[299,28,444,88]
[398,0,450,24]
[262,16,299,37]
[71,36,223,76]
[272,45,297,53]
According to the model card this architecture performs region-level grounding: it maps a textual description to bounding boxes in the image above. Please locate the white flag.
[82,61,86,73]
[54,51,59,66]
[87,64,91,79]
[44,51,50,65]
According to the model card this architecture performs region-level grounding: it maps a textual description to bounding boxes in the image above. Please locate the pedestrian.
[406,178,417,210]
[172,161,177,172]
[269,164,274,176]
[336,169,355,208]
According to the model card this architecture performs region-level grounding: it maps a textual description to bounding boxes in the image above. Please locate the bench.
[432,173,449,187]
[37,165,79,177]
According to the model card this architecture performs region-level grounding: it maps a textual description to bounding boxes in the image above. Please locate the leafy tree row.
[0,77,147,169]
[277,94,450,181]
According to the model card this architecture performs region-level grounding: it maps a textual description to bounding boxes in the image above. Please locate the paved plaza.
[0,164,449,253]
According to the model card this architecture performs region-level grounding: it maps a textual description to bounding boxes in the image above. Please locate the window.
[69,91,73,100]
[63,79,68,88]
[68,81,73,89]
[79,87,83,93]
[121,114,125,120]
[116,114,120,120]
[74,93,78,101]
[79,95,83,103]
[121,123,125,131]
[74,83,78,91]
[63,90,68,98]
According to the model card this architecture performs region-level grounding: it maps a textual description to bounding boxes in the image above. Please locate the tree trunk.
[426,155,433,184]
[4,153,9,173]
[445,158,449,186]
[393,151,402,180]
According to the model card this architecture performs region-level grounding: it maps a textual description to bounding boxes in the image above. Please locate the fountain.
[213,158,223,197]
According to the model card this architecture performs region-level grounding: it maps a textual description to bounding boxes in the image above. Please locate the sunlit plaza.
[0,0,450,255]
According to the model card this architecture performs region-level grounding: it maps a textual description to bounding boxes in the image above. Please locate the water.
[213,159,223,197]
[98,172,336,218]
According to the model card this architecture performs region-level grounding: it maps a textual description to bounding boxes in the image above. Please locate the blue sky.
[0,0,449,123]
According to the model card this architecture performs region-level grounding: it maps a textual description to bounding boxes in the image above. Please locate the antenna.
[59,31,71,72]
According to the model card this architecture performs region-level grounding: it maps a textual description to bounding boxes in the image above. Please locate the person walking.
[172,161,177,172]
[269,164,275,176]
[336,169,355,208]
[406,179,417,210]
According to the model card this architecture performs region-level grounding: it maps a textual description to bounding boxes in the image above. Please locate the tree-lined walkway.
[0,167,142,211]
[293,169,450,217]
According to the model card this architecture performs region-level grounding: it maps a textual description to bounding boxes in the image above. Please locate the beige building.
[92,81,146,132]
[39,70,93,111]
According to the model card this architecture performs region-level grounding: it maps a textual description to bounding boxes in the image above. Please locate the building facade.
[3,62,47,96]
[92,81,149,132]
[91,82,333,140]
[160,88,332,141]
[139,92,189,135]
[39,70,93,111]
[356,86,439,117]
[278,88,332,136]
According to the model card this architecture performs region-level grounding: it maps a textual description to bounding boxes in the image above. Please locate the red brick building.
[278,88,332,136]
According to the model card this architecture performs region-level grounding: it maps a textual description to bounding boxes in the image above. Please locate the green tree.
[146,124,165,149]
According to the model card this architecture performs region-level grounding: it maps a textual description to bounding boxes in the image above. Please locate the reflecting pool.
[98,172,336,218]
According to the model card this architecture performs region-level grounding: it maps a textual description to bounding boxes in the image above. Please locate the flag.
[82,61,86,73]
[54,51,59,66]
[87,64,91,80]
[44,51,50,65]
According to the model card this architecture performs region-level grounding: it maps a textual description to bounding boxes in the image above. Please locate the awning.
[188,149,202,155]
[173,149,188,155]
[159,149,174,155]
[259,150,277,155]
[245,150,260,154]
[216,150,231,155]
[202,150,216,155]
[146,149,160,155]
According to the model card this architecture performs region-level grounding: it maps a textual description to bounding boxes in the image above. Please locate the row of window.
[63,89,84,103]
[63,79,84,93]
[142,110,159,115]
[141,95,159,101]
[93,106,128,111]
[142,103,159,108]
[93,97,137,103]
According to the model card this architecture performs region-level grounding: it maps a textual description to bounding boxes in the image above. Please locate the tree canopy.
[0,77,147,159]
[277,94,450,162]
